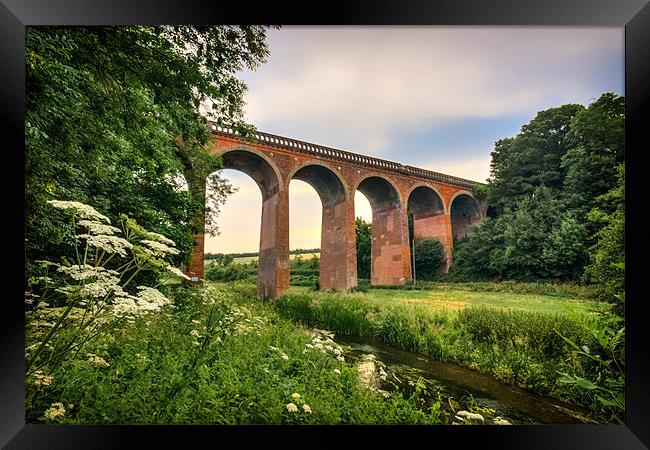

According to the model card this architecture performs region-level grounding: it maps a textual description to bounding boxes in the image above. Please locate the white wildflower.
[302,404,312,414]
[32,370,53,386]
[47,200,110,223]
[43,402,66,420]
[286,403,298,413]
[78,220,122,236]
[77,234,133,257]
[86,353,110,368]
[281,353,289,361]
[112,286,170,318]
[139,239,179,256]
[291,393,301,401]
[145,231,177,247]
[333,369,341,375]
[134,286,171,311]
[57,265,119,281]
[190,330,200,338]
[166,265,191,280]
[337,356,345,362]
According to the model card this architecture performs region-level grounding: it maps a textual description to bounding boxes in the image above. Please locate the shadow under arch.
[355,175,411,286]
[450,192,481,239]
[288,162,355,291]
[406,184,450,274]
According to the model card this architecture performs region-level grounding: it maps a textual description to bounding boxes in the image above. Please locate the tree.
[561,93,625,219]
[488,104,584,213]
[583,163,625,307]
[355,217,372,280]
[25,26,273,280]
[413,239,445,280]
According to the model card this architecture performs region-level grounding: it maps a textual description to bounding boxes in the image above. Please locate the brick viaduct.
[187,122,487,298]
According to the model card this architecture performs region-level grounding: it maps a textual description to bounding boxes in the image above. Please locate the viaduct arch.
[187,123,487,298]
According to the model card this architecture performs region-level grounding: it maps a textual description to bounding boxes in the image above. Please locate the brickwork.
[187,124,485,298]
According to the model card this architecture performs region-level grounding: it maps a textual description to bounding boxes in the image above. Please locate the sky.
[206,26,624,254]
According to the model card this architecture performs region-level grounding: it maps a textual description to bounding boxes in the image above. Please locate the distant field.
[286,285,606,316]
[205,252,320,266]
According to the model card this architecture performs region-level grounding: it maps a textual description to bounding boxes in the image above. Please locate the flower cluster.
[86,353,110,368]
[166,265,191,281]
[139,239,180,257]
[221,305,266,337]
[47,200,110,223]
[286,393,312,414]
[304,329,345,362]
[32,370,53,387]
[77,234,133,257]
[55,265,124,300]
[269,345,289,360]
[43,402,66,421]
[112,286,172,318]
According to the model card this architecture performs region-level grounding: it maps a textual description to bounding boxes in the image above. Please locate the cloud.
[241,27,622,156]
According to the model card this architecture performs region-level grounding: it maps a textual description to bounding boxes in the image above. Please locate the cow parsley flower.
[78,220,122,236]
[47,200,110,223]
[286,403,298,413]
[77,234,133,257]
[145,231,177,246]
[302,404,312,414]
[32,370,53,386]
[166,265,191,280]
[43,402,66,420]
[86,353,110,367]
[140,239,179,256]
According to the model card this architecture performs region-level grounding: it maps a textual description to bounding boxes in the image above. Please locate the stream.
[336,334,595,425]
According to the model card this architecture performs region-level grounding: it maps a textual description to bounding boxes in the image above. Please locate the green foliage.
[205,264,253,282]
[582,164,625,306]
[452,186,588,280]
[457,307,591,358]
[25,201,188,404]
[488,103,585,214]
[413,239,446,280]
[274,287,615,421]
[25,26,272,280]
[355,217,372,279]
[453,93,624,288]
[27,284,442,424]
[556,317,625,423]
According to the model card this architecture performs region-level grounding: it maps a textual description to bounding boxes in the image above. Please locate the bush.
[413,238,446,280]
[205,263,252,282]
[457,307,593,358]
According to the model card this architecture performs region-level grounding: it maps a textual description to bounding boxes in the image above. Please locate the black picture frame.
[2,1,648,448]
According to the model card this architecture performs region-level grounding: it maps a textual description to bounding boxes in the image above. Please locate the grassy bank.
[273,285,620,422]
[26,283,441,424]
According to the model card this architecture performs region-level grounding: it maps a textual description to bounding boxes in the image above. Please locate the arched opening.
[450,193,481,239]
[289,164,353,291]
[356,176,411,286]
[204,169,261,280]
[354,192,372,282]
[199,149,287,299]
[407,186,448,277]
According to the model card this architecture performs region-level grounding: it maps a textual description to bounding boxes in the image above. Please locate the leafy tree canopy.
[26,26,273,277]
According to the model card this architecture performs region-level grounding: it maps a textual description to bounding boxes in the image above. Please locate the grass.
[287,285,607,316]
[270,282,619,422]
[26,282,441,425]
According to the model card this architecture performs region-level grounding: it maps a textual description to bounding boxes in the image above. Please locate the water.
[337,335,595,425]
